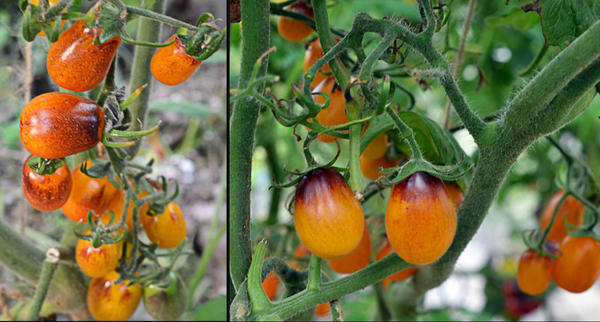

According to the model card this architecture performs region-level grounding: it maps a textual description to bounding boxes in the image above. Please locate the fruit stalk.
[26,249,59,321]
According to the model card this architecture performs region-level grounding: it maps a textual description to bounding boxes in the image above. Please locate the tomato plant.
[21,155,72,212]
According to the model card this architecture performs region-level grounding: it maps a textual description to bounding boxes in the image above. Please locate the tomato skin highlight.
[312,77,347,143]
[375,239,418,290]
[294,168,365,259]
[61,160,120,223]
[539,189,585,243]
[385,172,457,265]
[552,236,600,293]
[328,226,371,274]
[87,271,142,321]
[516,249,552,295]
[141,202,187,249]
[262,271,280,301]
[75,230,122,278]
[47,20,121,92]
[277,1,314,41]
[151,34,201,86]
[21,155,72,212]
[20,92,105,159]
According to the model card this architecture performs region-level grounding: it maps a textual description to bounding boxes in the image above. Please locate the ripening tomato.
[262,271,280,301]
[22,155,72,212]
[277,0,314,41]
[444,183,464,210]
[552,236,600,293]
[20,92,105,159]
[87,271,142,321]
[360,154,400,181]
[376,239,418,290]
[539,190,585,243]
[151,34,201,86]
[385,172,457,265]
[47,20,121,92]
[141,202,187,249]
[328,226,371,274]
[294,168,365,259]
[61,160,120,223]
[143,271,187,321]
[315,302,330,316]
[75,230,123,278]
[303,38,332,88]
[362,133,388,160]
[516,249,552,295]
[312,77,347,143]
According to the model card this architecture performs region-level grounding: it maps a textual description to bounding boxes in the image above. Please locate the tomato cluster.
[516,189,600,295]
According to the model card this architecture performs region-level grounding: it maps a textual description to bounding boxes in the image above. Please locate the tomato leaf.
[528,0,600,46]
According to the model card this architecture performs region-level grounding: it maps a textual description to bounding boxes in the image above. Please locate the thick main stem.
[229,0,271,290]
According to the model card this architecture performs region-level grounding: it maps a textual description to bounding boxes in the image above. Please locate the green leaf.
[149,101,222,120]
[191,295,226,321]
[485,8,539,30]
[538,0,600,46]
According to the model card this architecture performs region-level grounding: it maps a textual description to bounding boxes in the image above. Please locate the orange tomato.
[385,172,457,265]
[151,34,201,86]
[75,230,122,278]
[294,168,365,259]
[375,239,418,290]
[444,183,464,210]
[516,249,552,295]
[141,202,187,249]
[277,0,314,41]
[87,271,142,321]
[47,20,121,92]
[61,160,120,223]
[315,302,330,316]
[19,92,105,159]
[552,236,600,293]
[312,77,347,143]
[359,154,400,181]
[539,190,585,243]
[289,244,311,270]
[262,272,280,301]
[362,133,388,160]
[303,38,332,88]
[328,226,371,274]
[21,155,72,212]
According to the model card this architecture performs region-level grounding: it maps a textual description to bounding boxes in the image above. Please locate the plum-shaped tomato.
[87,271,142,321]
[151,34,201,86]
[385,172,457,265]
[312,77,348,143]
[293,168,365,259]
[277,0,314,42]
[141,202,187,249]
[20,92,105,159]
[75,230,123,278]
[516,249,552,295]
[375,239,418,290]
[539,189,585,243]
[328,226,371,274]
[47,20,121,92]
[22,155,72,212]
[552,236,600,293]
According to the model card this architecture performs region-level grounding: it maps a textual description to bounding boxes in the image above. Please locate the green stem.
[306,256,322,292]
[125,5,199,31]
[248,241,272,312]
[347,99,363,191]
[537,191,568,248]
[96,55,117,106]
[229,0,270,290]
[26,249,59,321]
[126,0,165,157]
[519,44,549,77]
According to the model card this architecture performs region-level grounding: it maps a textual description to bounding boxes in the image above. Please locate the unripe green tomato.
[143,271,187,320]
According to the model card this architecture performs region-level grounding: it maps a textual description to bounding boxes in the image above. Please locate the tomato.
[262,271,280,301]
[21,155,72,212]
[141,202,187,249]
[75,230,122,278]
[552,236,600,293]
[303,38,333,88]
[315,302,330,317]
[375,239,418,290]
[87,271,142,321]
[47,20,121,92]
[360,154,400,181]
[294,168,365,259]
[20,92,105,159]
[444,183,464,210]
[143,271,187,321]
[385,172,457,265]
[277,0,314,41]
[151,34,201,86]
[289,244,310,270]
[362,133,388,160]
[516,249,552,295]
[328,226,371,274]
[61,160,120,223]
[539,189,585,243]
[312,77,347,143]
